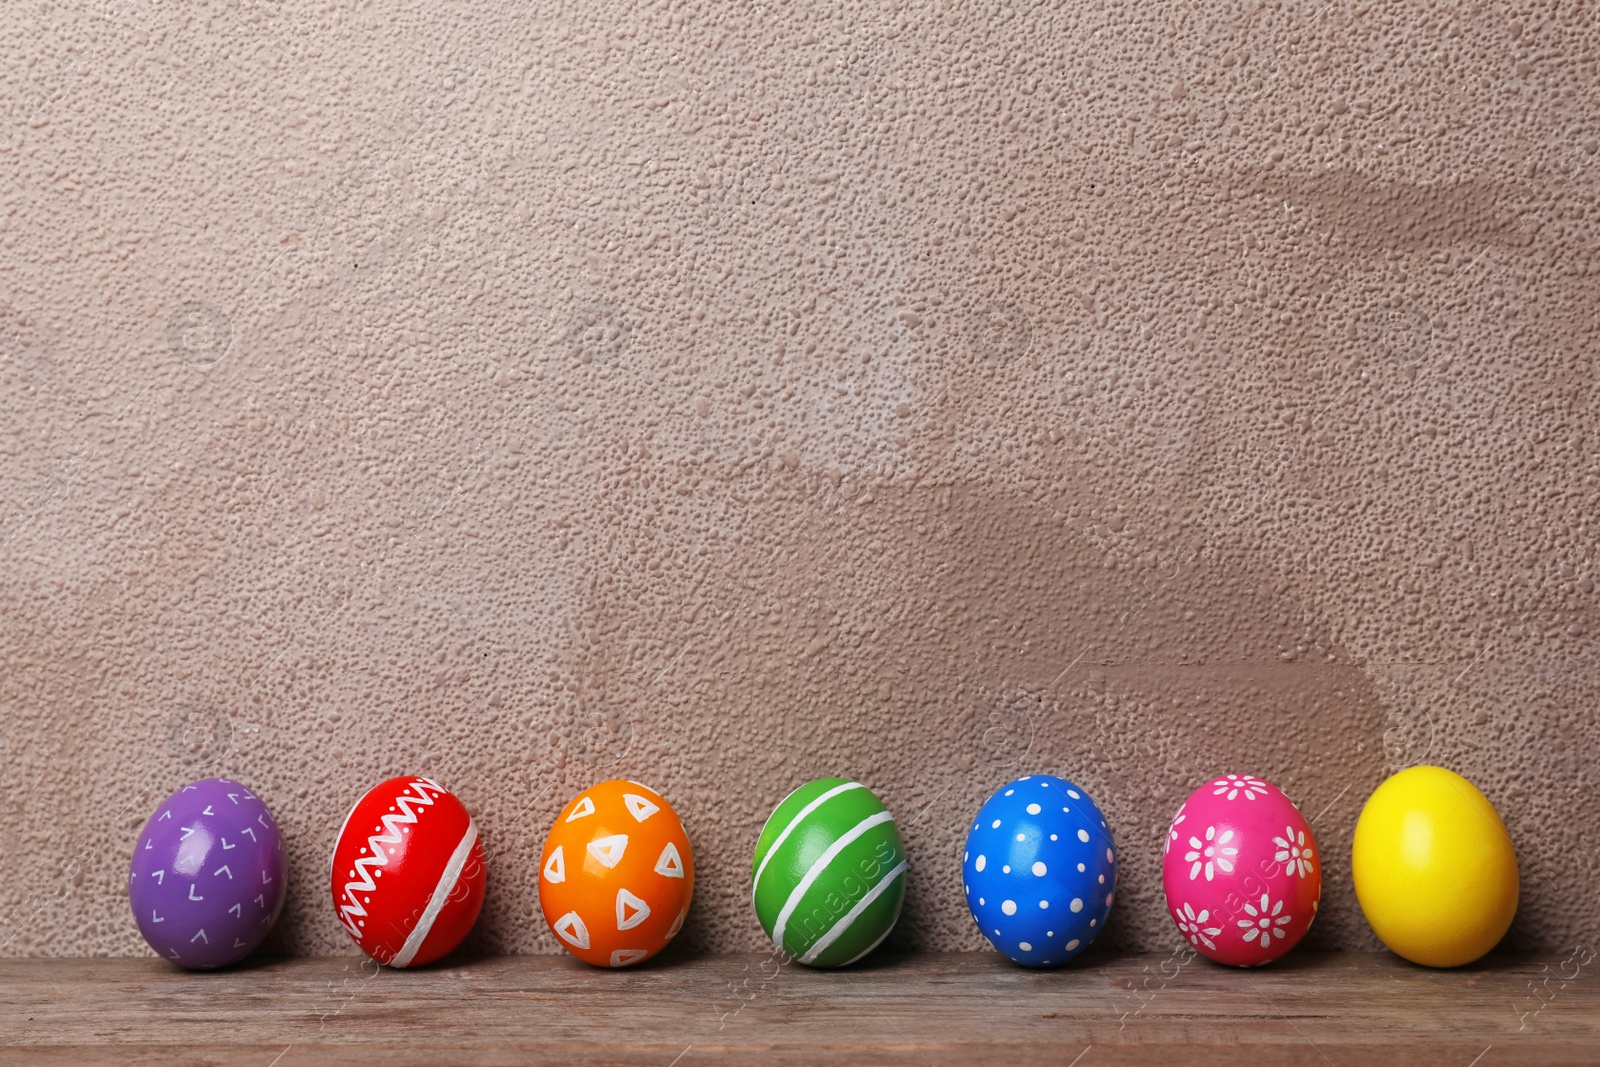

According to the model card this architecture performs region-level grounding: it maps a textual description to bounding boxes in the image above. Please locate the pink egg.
[1161,774,1321,967]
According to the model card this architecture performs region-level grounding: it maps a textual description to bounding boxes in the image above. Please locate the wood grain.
[1,952,1593,1065]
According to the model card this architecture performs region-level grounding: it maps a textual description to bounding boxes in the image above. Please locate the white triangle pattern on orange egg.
[588,834,629,869]
[553,910,590,950]
[623,793,659,822]
[616,887,651,930]
[654,841,685,879]
[565,796,595,822]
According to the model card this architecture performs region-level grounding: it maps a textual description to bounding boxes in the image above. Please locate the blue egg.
[963,775,1117,967]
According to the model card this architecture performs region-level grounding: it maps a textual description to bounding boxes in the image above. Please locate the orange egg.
[538,780,694,968]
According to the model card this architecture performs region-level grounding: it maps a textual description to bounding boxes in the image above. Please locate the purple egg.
[128,777,286,969]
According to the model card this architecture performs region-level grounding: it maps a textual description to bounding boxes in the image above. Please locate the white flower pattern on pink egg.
[1272,826,1315,878]
[1237,893,1293,948]
[1173,901,1222,951]
[1211,774,1269,801]
[1184,825,1238,881]
[1165,804,1187,856]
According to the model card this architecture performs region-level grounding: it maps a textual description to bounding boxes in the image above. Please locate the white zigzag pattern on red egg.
[337,778,444,940]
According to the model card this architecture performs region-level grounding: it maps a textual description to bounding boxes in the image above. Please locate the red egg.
[330,776,486,968]
[1160,774,1321,967]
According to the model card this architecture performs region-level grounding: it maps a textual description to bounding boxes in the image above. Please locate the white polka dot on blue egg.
[962,774,1117,967]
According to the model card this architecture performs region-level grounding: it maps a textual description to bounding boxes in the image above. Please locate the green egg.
[750,778,907,967]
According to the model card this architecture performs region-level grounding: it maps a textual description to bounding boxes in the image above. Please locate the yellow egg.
[1352,766,1518,967]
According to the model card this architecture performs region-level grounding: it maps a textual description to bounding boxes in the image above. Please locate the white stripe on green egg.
[751,778,906,968]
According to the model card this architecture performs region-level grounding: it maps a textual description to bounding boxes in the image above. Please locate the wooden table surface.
[1,951,1594,1065]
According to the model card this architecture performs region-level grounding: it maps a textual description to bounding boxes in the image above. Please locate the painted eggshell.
[540,780,695,968]
[751,778,906,968]
[330,776,486,968]
[1352,765,1518,967]
[129,778,286,969]
[1161,774,1321,967]
[963,775,1117,967]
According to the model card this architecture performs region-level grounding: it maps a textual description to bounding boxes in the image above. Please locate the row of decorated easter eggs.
[128,766,1517,971]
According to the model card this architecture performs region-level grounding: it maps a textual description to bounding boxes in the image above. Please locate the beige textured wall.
[2,0,1597,961]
